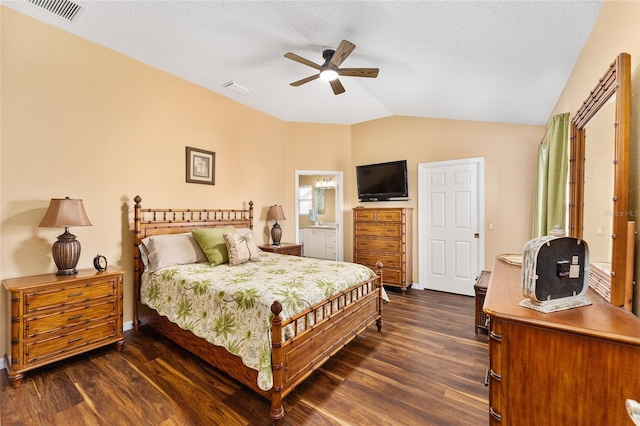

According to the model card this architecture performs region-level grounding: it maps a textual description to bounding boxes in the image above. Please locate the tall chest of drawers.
[3,267,125,388]
[353,207,413,294]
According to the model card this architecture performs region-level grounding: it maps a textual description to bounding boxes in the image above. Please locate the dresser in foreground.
[3,267,125,388]
[484,257,640,425]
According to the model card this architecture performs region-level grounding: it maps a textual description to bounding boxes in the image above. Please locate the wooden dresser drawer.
[355,222,402,238]
[353,209,378,221]
[353,209,403,222]
[25,278,117,313]
[26,300,118,337]
[378,268,401,286]
[354,251,401,269]
[352,258,401,285]
[354,237,402,252]
[25,319,118,364]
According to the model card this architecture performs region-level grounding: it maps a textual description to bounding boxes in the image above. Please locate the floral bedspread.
[140,252,384,391]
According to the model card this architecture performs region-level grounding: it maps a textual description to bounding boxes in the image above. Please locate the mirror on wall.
[582,97,615,273]
[569,52,633,308]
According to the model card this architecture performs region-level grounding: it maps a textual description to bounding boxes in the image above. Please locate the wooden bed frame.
[132,196,383,424]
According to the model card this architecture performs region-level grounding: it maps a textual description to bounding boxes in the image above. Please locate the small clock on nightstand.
[93,254,108,271]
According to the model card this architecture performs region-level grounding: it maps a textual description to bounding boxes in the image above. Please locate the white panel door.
[419,158,483,296]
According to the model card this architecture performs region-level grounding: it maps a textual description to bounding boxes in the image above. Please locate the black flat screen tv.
[356,160,409,201]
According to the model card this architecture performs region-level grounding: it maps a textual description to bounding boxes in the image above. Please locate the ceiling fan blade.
[338,68,379,78]
[330,79,345,95]
[290,74,320,87]
[329,40,356,68]
[284,52,321,70]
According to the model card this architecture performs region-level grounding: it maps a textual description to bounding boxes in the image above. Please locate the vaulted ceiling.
[4,0,603,125]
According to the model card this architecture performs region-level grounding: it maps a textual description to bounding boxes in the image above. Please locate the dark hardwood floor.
[1,289,489,425]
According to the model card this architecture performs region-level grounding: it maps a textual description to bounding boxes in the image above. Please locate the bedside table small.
[259,243,302,257]
[3,267,125,388]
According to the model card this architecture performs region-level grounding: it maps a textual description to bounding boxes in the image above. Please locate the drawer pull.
[489,369,502,381]
[67,314,84,321]
[67,292,84,298]
[67,337,84,344]
[489,407,502,422]
[484,368,490,386]
[490,331,502,342]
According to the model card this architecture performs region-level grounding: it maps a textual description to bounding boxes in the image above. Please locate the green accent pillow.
[191,226,236,265]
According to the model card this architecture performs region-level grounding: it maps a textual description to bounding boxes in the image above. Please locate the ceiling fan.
[284,40,379,95]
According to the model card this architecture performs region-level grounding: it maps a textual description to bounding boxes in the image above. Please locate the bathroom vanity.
[302,225,337,260]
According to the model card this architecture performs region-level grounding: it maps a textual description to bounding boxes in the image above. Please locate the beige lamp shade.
[39,198,92,227]
[267,205,286,222]
[39,197,92,275]
[267,205,285,246]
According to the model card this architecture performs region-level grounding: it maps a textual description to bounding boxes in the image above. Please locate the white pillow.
[140,233,207,272]
[223,230,262,266]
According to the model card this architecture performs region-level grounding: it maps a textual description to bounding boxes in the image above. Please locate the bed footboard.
[269,267,383,424]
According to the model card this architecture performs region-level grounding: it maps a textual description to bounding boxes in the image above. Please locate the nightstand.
[474,270,491,335]
[259,243,302,257]
[3,267,125,388]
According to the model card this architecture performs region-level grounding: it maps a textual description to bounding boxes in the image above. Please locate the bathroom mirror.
[569,52,632,307]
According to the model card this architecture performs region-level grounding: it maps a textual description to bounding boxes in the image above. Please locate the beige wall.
[350,116,543,278]
[549,0,640,312]
[284,122,352,252]
[0,7,293,353]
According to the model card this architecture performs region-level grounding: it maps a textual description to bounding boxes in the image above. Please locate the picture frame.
[186,146,215,185]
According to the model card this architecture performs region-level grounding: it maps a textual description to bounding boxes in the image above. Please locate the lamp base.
[52,229,81,275]
[271,222,282,246]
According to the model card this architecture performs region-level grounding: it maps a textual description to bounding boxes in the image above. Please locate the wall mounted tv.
[356,160,409,201]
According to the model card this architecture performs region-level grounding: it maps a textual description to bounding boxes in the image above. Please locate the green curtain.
[533,112,570,238]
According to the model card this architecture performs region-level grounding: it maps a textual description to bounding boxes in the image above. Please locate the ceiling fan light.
[320,69,338,81]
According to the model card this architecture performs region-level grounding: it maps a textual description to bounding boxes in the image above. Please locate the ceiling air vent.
[222,81,252,95]
[24,0,82,22]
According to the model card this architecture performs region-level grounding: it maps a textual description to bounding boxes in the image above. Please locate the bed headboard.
[132,195,254,327]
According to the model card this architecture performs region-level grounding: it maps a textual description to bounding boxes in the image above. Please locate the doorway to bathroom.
[294,170,344,261]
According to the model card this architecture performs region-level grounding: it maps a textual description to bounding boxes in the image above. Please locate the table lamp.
[267,205,286,246]
[39,197,92,275]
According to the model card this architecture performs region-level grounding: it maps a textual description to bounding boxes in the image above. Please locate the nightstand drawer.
[25,319,118,364]
[26,300,118,338]
[25,278,117,313]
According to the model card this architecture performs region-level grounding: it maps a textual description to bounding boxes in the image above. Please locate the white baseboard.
[1,320,136,371]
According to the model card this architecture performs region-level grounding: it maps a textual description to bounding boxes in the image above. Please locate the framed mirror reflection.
[569,52,632,308]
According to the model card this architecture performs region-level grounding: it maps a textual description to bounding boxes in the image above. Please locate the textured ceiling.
[4,0,603,125]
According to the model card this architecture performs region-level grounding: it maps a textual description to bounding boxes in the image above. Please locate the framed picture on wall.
[186,146,215,185]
